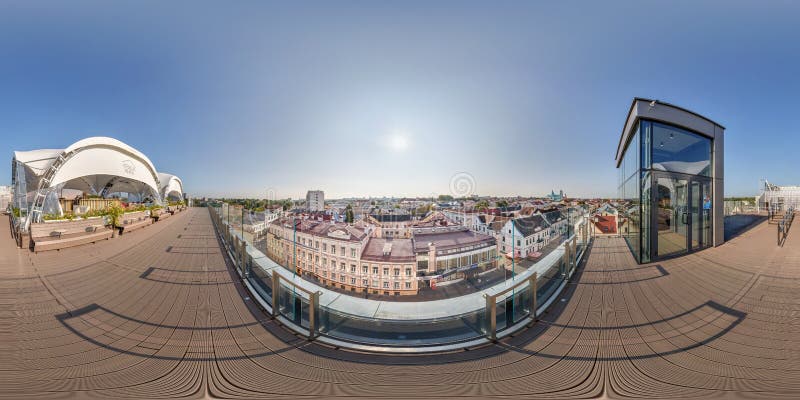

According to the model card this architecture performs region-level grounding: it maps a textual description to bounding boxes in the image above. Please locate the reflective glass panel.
[651,122,712,176]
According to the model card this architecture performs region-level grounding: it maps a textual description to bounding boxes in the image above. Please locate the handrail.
[777,207,795,246]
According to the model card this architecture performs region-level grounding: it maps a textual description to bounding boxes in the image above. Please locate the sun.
[388,134,409,152]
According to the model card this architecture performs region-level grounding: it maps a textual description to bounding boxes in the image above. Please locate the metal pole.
[530,272,538,323]
[511,221,516,280]
[510,219,516,323]
[292,216,298,319]
[241,207,246,276]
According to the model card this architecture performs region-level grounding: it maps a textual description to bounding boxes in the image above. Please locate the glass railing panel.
[209,205,591,348]
[248,266,273,304]
[276,279,309,326]
[536,258,564,306]
[511,285,533,325]
[319,307,486,346]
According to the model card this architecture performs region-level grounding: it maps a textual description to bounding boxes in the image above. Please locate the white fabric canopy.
[157,172,184,200]
[13,137,183,212]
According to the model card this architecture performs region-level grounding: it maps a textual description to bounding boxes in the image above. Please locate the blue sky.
[1,1,798,199]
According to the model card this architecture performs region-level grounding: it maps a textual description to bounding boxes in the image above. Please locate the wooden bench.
[118,211,152,234]
[30,218,113,252]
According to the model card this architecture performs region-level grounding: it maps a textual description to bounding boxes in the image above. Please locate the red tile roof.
[594,215,617,234]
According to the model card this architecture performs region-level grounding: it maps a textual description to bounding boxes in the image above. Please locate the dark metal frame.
[649,171,713,260]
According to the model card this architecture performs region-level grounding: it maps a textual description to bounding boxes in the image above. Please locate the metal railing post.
[309,291,320,340]
[530,272,538,323]
[571,236,577,274]
[241,240,247,277]
[484,294,496,341]
[271,273,280,318]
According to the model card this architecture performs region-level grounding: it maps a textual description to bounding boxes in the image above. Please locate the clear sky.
[1,1,798,199]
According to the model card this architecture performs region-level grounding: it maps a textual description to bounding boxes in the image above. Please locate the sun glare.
[388,134,409,152]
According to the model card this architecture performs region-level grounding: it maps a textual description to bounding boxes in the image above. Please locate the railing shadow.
[55,303,305,361]
[573,264,669,285]
[139,266,233,286]
[497,300,745,362]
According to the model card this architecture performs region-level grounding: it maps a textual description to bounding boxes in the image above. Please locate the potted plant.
[148,204,163,221]
[105,203,124,237]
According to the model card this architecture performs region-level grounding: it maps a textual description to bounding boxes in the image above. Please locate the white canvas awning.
[157,172,184,200]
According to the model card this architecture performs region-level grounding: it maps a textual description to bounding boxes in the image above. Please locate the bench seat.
[118,211,152,234]
[155,210,171,221]
[31,219,113,252]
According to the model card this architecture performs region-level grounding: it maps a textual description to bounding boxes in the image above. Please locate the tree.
[496,199,509,208]
[475,200,489,211]
[415,203,432,216]
[345,204,354,223]
[438,194,454,202]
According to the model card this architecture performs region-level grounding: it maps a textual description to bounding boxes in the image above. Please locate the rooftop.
[3,208,799,398]
[412,226,496,252]
[360,237,415,262]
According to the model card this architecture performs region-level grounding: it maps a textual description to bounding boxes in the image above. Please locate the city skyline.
[3,2,800,198]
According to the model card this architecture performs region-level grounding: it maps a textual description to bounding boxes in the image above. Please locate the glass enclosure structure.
[617,99,724,263]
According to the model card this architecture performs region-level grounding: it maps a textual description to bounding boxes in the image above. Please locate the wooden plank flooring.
[1,209,798,399]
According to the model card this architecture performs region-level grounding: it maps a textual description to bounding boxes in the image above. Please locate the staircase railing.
[777,207,795,246]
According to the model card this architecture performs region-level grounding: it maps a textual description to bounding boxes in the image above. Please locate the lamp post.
[241,206,247,277]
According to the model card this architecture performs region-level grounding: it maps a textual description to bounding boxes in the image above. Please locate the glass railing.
[724,200,758,216]
[210,204,592,351]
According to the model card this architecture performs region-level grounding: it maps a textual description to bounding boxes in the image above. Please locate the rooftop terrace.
[2,207,799,398]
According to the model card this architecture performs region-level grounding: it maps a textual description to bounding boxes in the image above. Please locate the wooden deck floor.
[2,208,799,399]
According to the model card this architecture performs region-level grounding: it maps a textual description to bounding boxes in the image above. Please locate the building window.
[394,268,400,277]
[405,282,411,289]
[351,248,357,258]
[315,241,319,249]
[350,277,356,284]
[351,264,356,273]
[362,279,368,286]
[323,243,327,252]
[341,246,345,256]
[362,266,368,274]
[405,268,412,277]
[383,282,389,288]
[383,268,389,276]
[394,282,400,289]
[373,266,379,274]
[340,262,345,271]
[340,276,345,283]
[331,245,335,254]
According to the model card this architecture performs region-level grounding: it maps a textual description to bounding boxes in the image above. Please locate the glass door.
[694,179,712,250]
[655,175,689,258]
[690,181,701,250]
